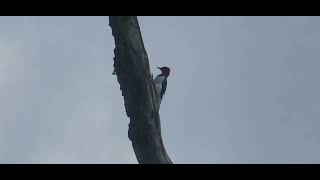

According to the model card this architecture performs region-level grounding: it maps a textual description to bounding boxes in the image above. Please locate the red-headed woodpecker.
[153,66,170,111]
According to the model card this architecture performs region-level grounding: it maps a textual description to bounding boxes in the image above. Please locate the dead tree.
[109,16,173,164]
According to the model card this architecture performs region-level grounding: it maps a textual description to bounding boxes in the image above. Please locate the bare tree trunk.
[109,16,173,164]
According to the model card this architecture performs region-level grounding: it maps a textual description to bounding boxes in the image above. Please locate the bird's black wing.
[160,78,167,99]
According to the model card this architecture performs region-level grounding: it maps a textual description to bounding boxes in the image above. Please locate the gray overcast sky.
[1,16,320,163]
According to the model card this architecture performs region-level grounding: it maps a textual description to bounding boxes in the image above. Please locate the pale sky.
[1,16,320,163]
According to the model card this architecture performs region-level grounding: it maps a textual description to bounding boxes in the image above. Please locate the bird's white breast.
[153,76,165,97]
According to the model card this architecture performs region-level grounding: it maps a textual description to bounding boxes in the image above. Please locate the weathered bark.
[109,16,173,164]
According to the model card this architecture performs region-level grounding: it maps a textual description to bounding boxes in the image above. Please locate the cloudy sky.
[1,16,320,164]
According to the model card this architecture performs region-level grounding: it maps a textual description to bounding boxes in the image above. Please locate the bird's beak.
[157,67,161,70]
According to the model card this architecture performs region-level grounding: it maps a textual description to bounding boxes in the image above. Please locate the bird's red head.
[157,66,170,78]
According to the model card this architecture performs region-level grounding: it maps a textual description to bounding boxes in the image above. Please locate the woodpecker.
[153,66,170,111]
